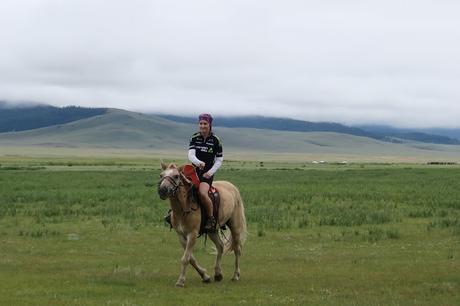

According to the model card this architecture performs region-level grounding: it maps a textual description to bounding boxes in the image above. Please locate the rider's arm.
[188,135,203,166]
[207,136,223,176]
[207,156,223,176]
[188,149,203,166]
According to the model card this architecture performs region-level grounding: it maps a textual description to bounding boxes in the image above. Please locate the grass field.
[1,157,460,305]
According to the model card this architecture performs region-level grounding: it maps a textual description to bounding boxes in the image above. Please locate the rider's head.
[198,113,213,135]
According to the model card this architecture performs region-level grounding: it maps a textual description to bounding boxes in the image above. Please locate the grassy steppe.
[1,159,459,305]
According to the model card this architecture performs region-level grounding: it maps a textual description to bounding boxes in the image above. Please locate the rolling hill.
[357,124,460,144]
[1,108,460,161]
[159,114,460,145]
[0,102,107,133]
[1,103,458,146]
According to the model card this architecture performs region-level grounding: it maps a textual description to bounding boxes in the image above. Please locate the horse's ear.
[160,161,167,170]
[177,165,184,173]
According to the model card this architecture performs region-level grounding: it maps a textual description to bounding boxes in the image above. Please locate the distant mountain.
[2,108,460,162]
[357,125,460,145]
[159,115,460,145]
[1,102,458,146]
[158,114,385,139]
[421,128,460,141]
[0,102,107,133]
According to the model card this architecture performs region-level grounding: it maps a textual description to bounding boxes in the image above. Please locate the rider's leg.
[199,182,213,217]
[199,182,216,231]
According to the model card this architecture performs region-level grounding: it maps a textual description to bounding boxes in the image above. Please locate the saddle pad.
[182,164,200,188]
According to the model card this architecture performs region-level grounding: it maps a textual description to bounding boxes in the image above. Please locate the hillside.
[159,114,382,139]
[1,108,460,161]
[1,103,458,146]
[0,109,188,149]
[159,115,460,145]
[0,102,107,132]
[357,124,460,144]
[422,128,460,141]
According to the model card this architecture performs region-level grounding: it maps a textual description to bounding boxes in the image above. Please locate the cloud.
[0,0,459,127]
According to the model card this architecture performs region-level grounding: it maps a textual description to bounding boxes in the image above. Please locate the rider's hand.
[198,162,205,170]
[203,172,211,179]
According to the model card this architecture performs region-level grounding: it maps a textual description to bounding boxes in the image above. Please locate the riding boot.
[205,216,217,233]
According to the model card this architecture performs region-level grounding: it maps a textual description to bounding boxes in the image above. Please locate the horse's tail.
[224,187,247,254]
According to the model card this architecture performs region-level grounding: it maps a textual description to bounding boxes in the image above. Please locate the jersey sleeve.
[189,135,196,150]
[215,137,223,157]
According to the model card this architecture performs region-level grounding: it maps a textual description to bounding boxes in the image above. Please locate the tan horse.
[157,163,247,287]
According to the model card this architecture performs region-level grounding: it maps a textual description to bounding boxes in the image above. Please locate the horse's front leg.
[176,232,197,287]
[208,232,224,281]
[178,235,211,283]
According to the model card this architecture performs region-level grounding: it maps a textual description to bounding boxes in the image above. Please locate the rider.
[188,113,223,232]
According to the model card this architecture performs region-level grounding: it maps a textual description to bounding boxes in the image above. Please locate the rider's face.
[199,120,210,135]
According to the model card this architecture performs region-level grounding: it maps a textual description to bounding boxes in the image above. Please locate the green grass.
[1,161,460,305]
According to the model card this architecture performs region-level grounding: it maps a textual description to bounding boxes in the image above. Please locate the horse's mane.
[187,184,198,205]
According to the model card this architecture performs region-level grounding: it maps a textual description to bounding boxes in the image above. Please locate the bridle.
[158,174,181,196]
[158,172,197,214]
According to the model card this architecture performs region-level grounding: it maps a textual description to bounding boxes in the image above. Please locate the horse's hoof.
[231,276,239,281]
[214,274,223,282]
[175,280,185,288]
[202,275,212,283]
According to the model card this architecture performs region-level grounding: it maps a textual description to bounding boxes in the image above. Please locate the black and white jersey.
[188,132,223,172]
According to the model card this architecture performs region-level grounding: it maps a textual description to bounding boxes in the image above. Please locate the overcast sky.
[1,0,459,128]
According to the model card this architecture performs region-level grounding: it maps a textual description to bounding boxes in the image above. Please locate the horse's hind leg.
[208,233,224,281]
[230,231,242,281]
[178,235,211,283]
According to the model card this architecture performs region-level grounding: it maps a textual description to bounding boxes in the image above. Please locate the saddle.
[182,164,222,234]
[198,187,221,235]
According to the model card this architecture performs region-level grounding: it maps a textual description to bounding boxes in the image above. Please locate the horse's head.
[157,163,191,200]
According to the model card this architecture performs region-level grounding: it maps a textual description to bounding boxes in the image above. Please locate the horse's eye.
[173,175,179,179]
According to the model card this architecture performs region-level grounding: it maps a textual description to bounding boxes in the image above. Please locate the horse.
[157,162,247,287]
